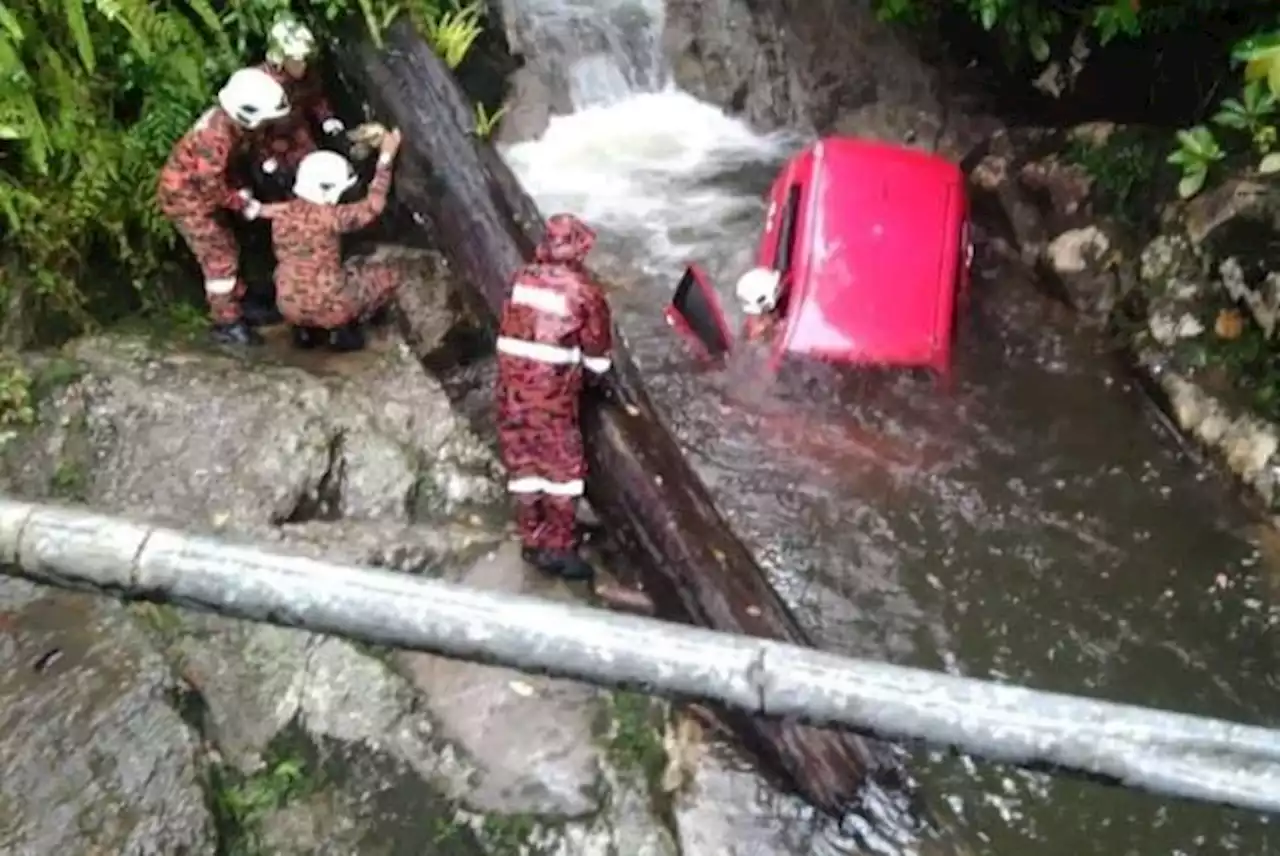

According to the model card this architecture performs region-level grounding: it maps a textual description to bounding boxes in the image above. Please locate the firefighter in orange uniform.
[253,16,345,183]
[495,214,614,581]
[257,130,405,351]
[735,266,785,343]
[156,67,290,345]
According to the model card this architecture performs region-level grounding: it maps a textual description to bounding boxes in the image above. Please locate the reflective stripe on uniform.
[582,355,611,374]
[508,476,585,496]
[496,336,582,365]
[205,277,237,296]
[512,284,570,317]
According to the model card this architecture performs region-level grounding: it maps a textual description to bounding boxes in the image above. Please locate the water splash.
[503,90,795,269]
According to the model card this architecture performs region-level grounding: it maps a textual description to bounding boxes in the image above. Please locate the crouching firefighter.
[157,67,289,346]
[496,214,615,581]
[254,15,345,187]
[257,129,404,351]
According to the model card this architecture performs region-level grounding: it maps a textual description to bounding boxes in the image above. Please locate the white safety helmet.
[267,17,317,66]
[294,150,358,205]
[735,267,782,316]
[217,67,290,130]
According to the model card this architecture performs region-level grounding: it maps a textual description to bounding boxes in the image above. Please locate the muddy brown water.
[437,216,1280,853]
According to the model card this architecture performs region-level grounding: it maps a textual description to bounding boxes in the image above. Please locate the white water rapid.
[500,0,799,288]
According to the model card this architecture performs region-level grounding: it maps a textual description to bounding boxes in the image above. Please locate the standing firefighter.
[258,129,404,351]
[496,214,615,581]
[157,67,289,346]
[254,16,344,182]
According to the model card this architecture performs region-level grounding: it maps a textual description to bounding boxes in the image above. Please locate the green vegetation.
[0,353,83,431]
[211,750,319,855]
[598,690,667,791]
[0,357,36,429]
[428,808,553,855]
[1063,127,1164,226]
[873,1,1242,68]
[0,0,491,348]
[872,1,1280,200]
[1169,38,1280,198]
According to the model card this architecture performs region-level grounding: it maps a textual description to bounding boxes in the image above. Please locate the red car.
[667,136,973,378]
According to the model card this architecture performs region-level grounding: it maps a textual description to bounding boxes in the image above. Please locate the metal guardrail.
[1,496,1278,815]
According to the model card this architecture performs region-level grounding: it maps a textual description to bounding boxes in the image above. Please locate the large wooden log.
[332,19,909,817]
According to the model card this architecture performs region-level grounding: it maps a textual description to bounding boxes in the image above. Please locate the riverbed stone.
[673,744,811,856]
[394,541,607,817]
[0,578,215,855]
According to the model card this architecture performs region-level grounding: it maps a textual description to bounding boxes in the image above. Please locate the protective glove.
[237,190,262,221]
[345,121,387,161]
[322,117,345,135]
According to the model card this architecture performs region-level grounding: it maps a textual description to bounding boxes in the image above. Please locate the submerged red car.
[667,136,973,377]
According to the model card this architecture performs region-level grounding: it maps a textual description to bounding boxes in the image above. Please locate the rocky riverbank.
[0,260,808,854]
[967,123,1280,520]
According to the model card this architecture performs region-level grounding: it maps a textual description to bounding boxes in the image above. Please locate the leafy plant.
[1167,125,1225,198]
[1171,27,1280,197]
[424,0,485,69]
[1212,80,1277,154]
[1064,129,1162,224]
[0,356,35,428]
[472,102,506,139]
[1235,29,1280,99]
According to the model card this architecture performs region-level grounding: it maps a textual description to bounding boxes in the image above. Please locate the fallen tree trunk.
[332,19,906,817]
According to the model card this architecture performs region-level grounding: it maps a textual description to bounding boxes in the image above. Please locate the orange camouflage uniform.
[495,214,614,552]
[743,313,778,342]
[254,62,336,172]
[156,106,252,324]
[268,159,401,329]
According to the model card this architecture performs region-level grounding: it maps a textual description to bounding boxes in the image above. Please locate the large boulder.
[1117,177,1280,511]
[661,0,998,155]
[0,577,215,855]
[0,321,686,853]
[963,122,1175,318]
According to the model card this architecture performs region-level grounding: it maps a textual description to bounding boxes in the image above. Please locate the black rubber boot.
[521,546,552,569]
[521,547,595,581]
[290,326,325,350]
[328,322,366,353]
[546,550,596,581]
[242,300,284,327]
[210,321,263,346]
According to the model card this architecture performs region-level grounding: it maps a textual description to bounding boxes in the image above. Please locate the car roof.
[776,137,965,369]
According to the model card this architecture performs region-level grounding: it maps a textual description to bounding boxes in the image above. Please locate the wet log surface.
[333,19,912,818]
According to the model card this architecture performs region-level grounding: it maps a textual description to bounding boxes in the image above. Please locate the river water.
[494,0,1280,852]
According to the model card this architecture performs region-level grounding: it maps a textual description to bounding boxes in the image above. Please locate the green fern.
[0,0,487,346]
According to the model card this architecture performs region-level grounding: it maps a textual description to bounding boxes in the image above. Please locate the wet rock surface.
[0,325,713,854]
[396,542,605,818]
[0,578,215,855]
[661,0,998,154]
[971,124,1280,515]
